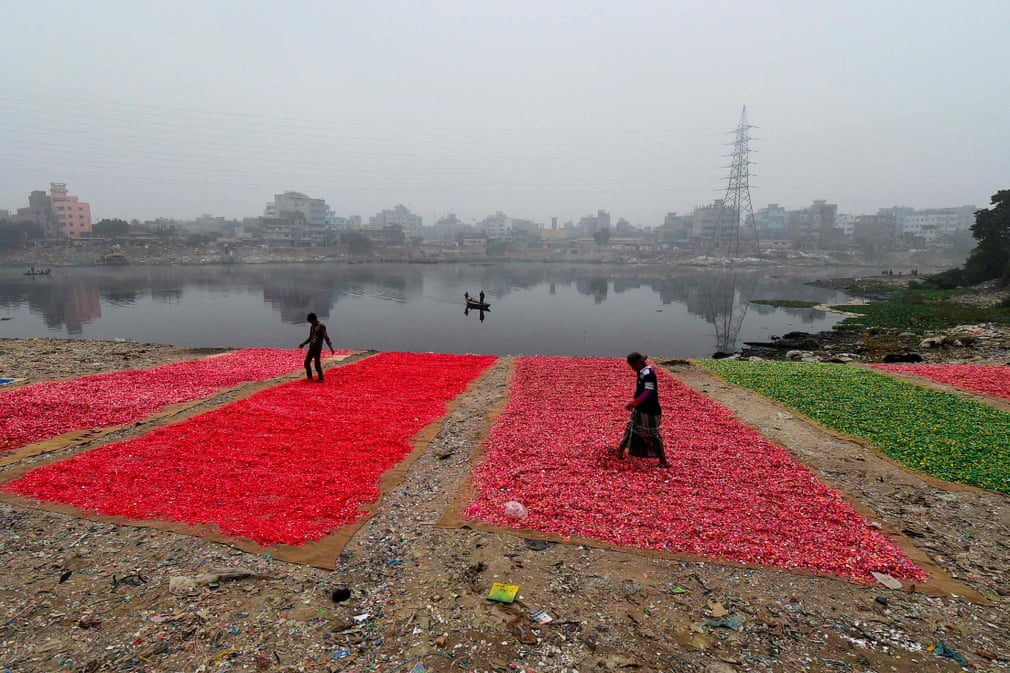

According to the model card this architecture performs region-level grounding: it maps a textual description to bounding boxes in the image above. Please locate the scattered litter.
[708,601,728,618]
[195,567,262,584]
[870,571,903,590]
[168,567,263,595]
[352,613,371,624]
[77,611,100,629]
[487,582,519,603]
[522,538,554,551]
[113,573,147,587]
[933,640,969,666]
[333,649,352,659]
[168,576,197,595]
[503,501,528,521]
[510,618,538,644]
[530,609,553,624]
[703,616,744,631]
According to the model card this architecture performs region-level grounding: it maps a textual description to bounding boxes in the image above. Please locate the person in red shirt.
[617,352,670,467]
[298,312,335,382]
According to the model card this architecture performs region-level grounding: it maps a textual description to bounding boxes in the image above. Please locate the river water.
[0,262,868,358]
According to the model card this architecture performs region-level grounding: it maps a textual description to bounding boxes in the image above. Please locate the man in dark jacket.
[617,352,670,467]
[298,312,335,382]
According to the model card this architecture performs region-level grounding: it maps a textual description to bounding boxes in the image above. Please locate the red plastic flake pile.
[873,362,1010,401]
[4,352,495,546]
[0,349,346,454]
[467,356,927,584]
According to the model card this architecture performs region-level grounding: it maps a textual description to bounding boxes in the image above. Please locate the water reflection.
[463,306,488,323]
[0,263,862,357]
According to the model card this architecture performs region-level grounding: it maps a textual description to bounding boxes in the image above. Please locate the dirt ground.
[1,338,1008,673]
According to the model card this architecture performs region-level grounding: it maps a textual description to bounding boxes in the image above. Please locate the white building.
[898,206,975,242]
[368,204,423,237]
[479,211,513,241]
[836,213,856,239]
[264,191,333,227]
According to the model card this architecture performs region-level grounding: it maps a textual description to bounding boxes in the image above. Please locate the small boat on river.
[24,267,52,276]
[465,298,491,311]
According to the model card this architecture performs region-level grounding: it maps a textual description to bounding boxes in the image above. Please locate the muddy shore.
[1,338,1008,673]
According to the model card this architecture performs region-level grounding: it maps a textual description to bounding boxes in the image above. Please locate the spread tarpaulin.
[449,356,930,586]
[3,352,496,566]
[0,349,350,454]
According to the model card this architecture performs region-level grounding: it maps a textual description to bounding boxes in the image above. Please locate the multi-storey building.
[691,200,725,243]
[264,191,333,227]
[368,205,423,237]
[15,190,57,235]
[754,204,787,239]
[258,213,328,248]
[49,183,92,238]
[898,206,975,243]
[15,184,92,238]
[576,209,611,237]
[853,213,898,252]
[479,211,513,241]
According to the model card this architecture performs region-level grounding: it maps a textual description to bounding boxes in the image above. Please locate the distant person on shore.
[617,352,670,468]
[298,312,334,383]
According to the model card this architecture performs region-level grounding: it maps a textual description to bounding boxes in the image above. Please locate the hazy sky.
[2,1,1008,226]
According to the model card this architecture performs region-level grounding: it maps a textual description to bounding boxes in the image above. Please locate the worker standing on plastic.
[298,312,335,382]
[617,352,670,468]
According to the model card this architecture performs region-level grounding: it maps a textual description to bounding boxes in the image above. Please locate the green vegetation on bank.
[829,289,1010,332]
[750,299,819,309]
[698,359,1010,494]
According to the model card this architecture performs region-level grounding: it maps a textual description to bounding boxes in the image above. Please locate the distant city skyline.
[2,1,1008,225]
[2,178,984,231]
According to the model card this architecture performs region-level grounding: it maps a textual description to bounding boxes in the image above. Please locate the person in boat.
[616,352,670,468]
[298,312,335,383]
[479,290,485,305]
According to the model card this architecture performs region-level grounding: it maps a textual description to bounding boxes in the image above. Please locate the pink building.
[49,182,92,238]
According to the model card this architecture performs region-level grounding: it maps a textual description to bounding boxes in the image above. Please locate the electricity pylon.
[710,106,759,257]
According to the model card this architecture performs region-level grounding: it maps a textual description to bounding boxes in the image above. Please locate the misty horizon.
[2,1,1007,225]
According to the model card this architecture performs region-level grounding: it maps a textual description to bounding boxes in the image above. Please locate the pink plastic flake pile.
[1,348,346,453]
[4,352,496,546]
[467,356,927,584]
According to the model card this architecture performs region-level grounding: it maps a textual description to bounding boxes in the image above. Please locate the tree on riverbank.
[965,189,1010,283]
[929,189,1010,288]
[0,221,44,249]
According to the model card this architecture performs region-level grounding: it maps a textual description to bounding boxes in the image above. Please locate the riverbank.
[0,239,967,271]
[1,339,1008,672]
[738,275,1010,365]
